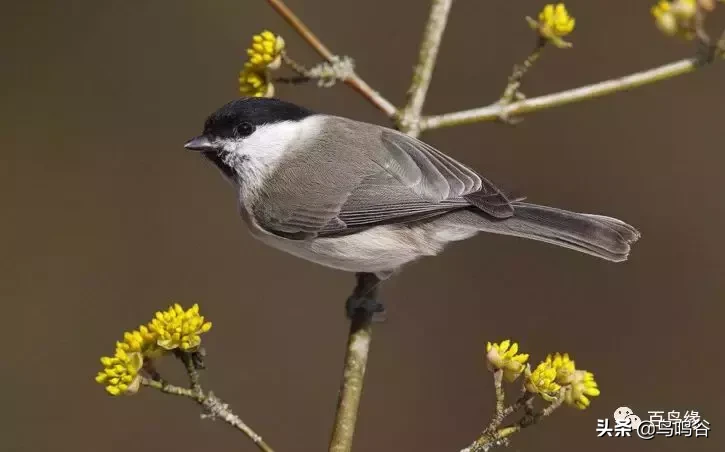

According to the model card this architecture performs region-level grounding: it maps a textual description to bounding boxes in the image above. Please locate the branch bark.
[142,377,275,452]
[399,0,454,137]
[266,0,398,117]
[420,57,708,130]
[328,313,374,452]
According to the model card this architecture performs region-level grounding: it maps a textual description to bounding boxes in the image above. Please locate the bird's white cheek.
[220,139,246,156]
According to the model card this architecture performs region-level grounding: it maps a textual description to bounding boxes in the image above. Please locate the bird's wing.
[251,117,514,239]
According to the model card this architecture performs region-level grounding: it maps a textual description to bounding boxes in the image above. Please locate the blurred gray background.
[2,1,723,451]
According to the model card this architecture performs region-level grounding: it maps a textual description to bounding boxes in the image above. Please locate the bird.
[184,97,640,318]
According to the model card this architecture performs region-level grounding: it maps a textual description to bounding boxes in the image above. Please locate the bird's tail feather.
[443,201,641,262]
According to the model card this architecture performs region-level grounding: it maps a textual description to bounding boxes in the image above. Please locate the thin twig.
[463,390,562,452]
[266,0,397,117]
[175,350,202,395]
[499,41,545,104]
[497,38,546,124]
[484,370,505,432]
[141,377,275,452]
[717,27,725,56]
[499,393,532,423]
[420,56,713,130]
[694,3,711,46]
[143,378,196,398]
[328,312,374,452]
[399,0,454,136]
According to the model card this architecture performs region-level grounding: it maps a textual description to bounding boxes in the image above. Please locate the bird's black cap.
[201,97,315,139]
[185,97,315,179]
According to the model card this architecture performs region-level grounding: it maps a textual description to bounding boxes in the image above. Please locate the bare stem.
[486,370,505,431]
[399,0,454,136]
[141,373,274,452]
[463,389,562,452]
[717,27,725,56]
[328,312,374,452]
[421,56,713,130]
[175,350,202,395]
[499,393,532,424]
[266,0,397,117]
[499,39,546,107]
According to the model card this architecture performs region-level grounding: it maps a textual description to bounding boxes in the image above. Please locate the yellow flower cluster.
[150,303,212,351]
[528,3,576,48]
[546,352,576,384]
[527,352,600,409]
[525,360,561,402]
[651,0,698,39]
[95,303,212,396]
[240,71,273,98]
[565,370,600,409]
[239,30,285,97]
[95,348,143,396]
[486,341,600,409]
[486,340,529,382]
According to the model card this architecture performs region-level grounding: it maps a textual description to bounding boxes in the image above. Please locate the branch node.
[400,0,454,136]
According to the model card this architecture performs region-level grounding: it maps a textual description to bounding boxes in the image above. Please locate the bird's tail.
[441,202,641,262]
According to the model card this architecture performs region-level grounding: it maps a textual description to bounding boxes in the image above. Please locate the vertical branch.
[328,313,374,452]
[399,0,455,136]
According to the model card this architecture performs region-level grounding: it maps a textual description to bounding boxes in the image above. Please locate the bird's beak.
[184,135,216,152]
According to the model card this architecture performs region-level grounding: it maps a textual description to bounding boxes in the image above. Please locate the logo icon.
[613,406,642,430]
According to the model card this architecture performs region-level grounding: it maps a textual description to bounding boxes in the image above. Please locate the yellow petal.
[578,395,590,408]
[541,4,554,22]
[106,386,121,396]
[499,340,510,353]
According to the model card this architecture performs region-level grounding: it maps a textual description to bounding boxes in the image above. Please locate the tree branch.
[328,312,374,452]
[141,362,275,452]
[420,56,713,130]
[399,0,454,136]
[266,0,398,117]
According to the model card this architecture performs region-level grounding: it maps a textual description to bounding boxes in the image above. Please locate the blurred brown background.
[2,1,723,451]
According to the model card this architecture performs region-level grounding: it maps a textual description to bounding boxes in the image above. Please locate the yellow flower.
[95,348,143,396]
[116,325,164,358]
[651,0,696,39]
[149,303,212,351]
[486,340,529,382]
[239,69,275,97]
[528,3,575,48]
[238,30,285,98]
[525,361,561,402]
[539,3,576,36]
[545,352,576,385]
[564,370,600,409]
[244,30,285,72]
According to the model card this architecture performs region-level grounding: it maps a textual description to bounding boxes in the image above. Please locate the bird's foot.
[345,295,387,322]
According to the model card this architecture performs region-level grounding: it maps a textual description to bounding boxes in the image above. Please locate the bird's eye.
[234,122,255,137]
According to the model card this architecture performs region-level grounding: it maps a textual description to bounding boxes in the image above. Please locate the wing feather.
[251,117,515,238]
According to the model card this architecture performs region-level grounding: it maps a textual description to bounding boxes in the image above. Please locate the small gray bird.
[185,97,640,317]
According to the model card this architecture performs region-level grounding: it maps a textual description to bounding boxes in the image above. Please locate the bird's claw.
[345,296,387,322]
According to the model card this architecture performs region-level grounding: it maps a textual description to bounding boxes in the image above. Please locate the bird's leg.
[345,272,386,322]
